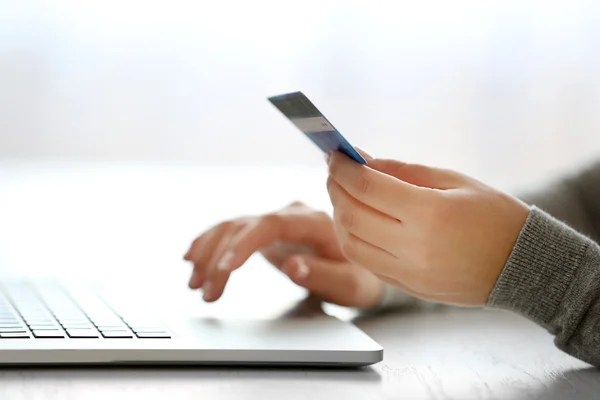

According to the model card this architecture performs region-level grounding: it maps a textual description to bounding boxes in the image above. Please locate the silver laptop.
[0,279,383,366]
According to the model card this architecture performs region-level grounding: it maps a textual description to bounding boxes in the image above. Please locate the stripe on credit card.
[290,116,335,133]
[267,91,367,164]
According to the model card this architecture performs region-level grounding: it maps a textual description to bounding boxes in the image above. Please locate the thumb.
[354,146,374,160]
[368,158,465,190]
[280,254,383,309]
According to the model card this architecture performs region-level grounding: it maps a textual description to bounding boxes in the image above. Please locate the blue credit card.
[268,91,367,165]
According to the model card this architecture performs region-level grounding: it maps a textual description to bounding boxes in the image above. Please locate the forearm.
[488,207,600,367]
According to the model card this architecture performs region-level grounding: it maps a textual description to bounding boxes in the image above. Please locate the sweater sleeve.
[488,206,600,367]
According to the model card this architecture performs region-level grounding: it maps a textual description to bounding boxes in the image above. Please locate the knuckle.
[340,237,356,262]
[353,169,370,197]
[385,159,410,175]
[262,212,283,227]
[231,217,251,229]
[219,220,235,231]
[287,200,306,209]
[219,220,244,235]
[190,235,204,249]
[338,207,355,231]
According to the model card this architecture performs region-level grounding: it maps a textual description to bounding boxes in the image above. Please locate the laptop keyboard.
[0,282,171,339]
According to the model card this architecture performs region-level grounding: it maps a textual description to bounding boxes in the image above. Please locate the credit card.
[268,91,367,164]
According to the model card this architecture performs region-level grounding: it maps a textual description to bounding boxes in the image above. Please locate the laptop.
[0,278,383,366]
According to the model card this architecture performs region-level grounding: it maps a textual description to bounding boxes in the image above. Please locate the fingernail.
[296,257,310,280]
[217,250,234,271]
[325,152,332,164]
[202,282,213,301]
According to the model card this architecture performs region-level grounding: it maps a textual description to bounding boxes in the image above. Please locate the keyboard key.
[59,319,91,323]
[96,321,127,327]
[66,329,99,338]
[58,317,88,322]
[0,324,25,329]
[21,312,51,316]
[0,328,28,333]
[98,326,128,331]
[28,325,60,330]
[23,315,53,321]
[24,319,54,324]
[124,319,160,323]
[62,322,94,329]
[57,318,88,323]
[0,332,30,338]
[128,325,165,330]
[33,330,65,338]
[0,319,20,323]
[20,309,49,314]
[135,332,171,338]
[131,329,168,334]
[92,319,125,325]
[102,331,134,338]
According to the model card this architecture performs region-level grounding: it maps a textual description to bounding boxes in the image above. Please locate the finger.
[205,219,290,297]
[281,255,383,309]
[334,224,401,279]
[328,178,405,254]
[327,151,424,220]
[196,219,279,292]
[201,227,241,302]
[354,146,374,160]
[210,211,337,277]
[368,158,466,190]
[187,227,227,289]
[260,242,316,269]
[185,228,216,262]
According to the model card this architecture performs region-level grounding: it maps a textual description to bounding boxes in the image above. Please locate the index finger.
[210,212,317,274]
[327,151,423,220]
[214,217,282,273]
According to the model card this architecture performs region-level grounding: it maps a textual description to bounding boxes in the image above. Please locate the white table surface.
[0,162,597,400]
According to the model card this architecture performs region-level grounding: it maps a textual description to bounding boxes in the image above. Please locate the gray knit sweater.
[378,161,600,367]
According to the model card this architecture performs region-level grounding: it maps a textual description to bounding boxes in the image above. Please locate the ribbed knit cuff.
[488,206,590,327]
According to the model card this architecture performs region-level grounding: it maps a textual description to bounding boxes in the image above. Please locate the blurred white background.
[0,0,600,307]
[1,0,600,190]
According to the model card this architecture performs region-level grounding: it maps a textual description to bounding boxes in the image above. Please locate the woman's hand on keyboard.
[183,201,384,309]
